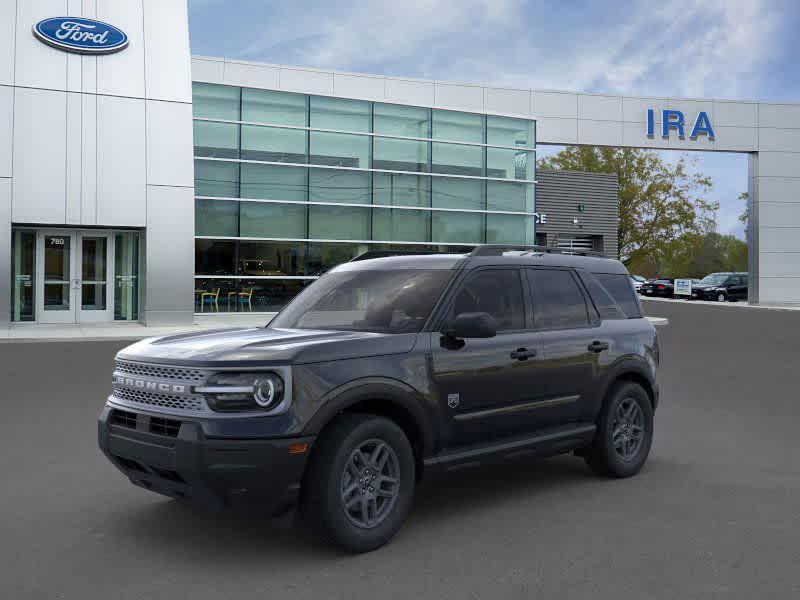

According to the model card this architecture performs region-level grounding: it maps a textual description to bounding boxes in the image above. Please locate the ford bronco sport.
[98,246,660,552]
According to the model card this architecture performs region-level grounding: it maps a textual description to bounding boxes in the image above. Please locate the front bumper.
[98,404,314,514]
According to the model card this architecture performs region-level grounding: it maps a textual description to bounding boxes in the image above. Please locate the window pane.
[528,269,589,329]
[432,110,484,143]
[450,270,524,331]
[310,96,370,131]
[578,271,625,320]
[195,240,236,275]
[192,83,240,120]
[374,103,429,137]
[193,121,239,158]
[487,116,534,147]
[309,205,370,240]
[307,242,369,275]
[373,208,430,242]
[195,160,239,198]
[241,125,306,163]
[242,88,306,126]
[486,181,534,212]
[373,137,428,172]
[239,201,307,238]
[196,199,239,237]
[240,163,307,201]
[238,241,307,276]
[309,168,371,204]
[431,177,483,210]
[431,142,483,176]
[595,273,642,318]
[251,279,313,312]
[11,230,35,322]
[486,148,533,179]
[432,211,484,244]
[114,232,139,321]
[486,214,532,245]
[272,270,452,333]
[194,278,237,312]
[310,132,370,168]
[373,173,430,207]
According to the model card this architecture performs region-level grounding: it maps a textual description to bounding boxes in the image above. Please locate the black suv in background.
[691,272,749,302]
[98,246,660,552]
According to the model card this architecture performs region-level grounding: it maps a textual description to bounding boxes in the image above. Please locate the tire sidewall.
[318,417,415,553]
[596,383,654,478]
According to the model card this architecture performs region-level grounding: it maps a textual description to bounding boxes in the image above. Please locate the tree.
[537,147,718,271]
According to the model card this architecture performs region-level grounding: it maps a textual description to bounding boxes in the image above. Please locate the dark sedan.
[640,279,674,298]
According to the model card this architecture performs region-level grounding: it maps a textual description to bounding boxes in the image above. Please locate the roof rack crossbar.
[469,244,605,258]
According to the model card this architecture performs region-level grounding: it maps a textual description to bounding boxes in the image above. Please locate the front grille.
[150,416,181,437]
[112,386,207,413]
[110,409,138,429]
[114,360,206,383]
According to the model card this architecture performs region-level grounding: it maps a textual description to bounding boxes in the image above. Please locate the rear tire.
[300,413,415,553]
[585,382,653,478]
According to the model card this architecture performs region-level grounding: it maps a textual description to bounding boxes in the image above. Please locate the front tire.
[717,292,727,302]
[585,382,653,478]
[300,413,415,553]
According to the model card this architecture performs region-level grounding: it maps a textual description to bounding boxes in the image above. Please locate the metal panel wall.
[535,170,620,258]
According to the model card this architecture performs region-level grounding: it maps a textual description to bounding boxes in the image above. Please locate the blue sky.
[188,0,800,239]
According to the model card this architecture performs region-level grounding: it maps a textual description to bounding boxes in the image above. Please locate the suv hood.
[117,327,418,367]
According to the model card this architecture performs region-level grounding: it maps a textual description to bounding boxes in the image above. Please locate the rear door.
[524,268,607,424]
[731,275,748,299]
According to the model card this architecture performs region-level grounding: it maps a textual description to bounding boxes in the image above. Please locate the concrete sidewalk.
[1,313,276,343]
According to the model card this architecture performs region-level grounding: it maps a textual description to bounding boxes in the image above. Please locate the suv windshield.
[699,273,729,285]
[270,269,453,333]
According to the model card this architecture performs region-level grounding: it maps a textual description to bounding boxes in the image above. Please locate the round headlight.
[254,375,284,409]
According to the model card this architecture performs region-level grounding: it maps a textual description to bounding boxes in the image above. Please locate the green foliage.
[627,232,747,278]
[538,146,718,267]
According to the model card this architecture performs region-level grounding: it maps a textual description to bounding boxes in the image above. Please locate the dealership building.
[2,1,800,327]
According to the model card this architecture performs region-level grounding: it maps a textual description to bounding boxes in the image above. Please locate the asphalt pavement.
[1,300,799,599]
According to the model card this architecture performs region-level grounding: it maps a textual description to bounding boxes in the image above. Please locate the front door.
[36,231,114,323]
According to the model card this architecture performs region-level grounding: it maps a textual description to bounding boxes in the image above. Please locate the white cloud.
[229,0,781,99]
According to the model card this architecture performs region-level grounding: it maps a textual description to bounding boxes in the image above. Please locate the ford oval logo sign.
[32,17,128,55]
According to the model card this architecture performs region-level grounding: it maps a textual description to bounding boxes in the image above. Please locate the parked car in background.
[640,279,674,298]
[691,272,749,302]
[630,275,646,292]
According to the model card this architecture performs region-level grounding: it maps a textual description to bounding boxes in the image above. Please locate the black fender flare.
[301,377,436,456]
[598,356,658,411]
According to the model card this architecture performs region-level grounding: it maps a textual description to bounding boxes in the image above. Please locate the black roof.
[336,247,629,275]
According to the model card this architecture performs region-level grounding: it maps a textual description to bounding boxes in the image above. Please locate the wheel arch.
[601,358,658,413]
[302,378,435,479]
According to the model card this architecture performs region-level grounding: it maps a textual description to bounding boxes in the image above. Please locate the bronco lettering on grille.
[113,375,186,394]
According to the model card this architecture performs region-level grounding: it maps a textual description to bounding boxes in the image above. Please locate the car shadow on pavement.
[102,453,664,560]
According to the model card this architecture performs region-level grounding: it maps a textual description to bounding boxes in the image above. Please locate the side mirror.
[444,312,497,339]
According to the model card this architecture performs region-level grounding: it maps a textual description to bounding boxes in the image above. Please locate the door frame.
[34,229,116,324]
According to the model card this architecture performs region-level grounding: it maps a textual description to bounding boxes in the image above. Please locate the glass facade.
[192,82,536,312]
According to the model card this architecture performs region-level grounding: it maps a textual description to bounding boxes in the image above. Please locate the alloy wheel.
[611,398,645,461]
[340,439,401,529]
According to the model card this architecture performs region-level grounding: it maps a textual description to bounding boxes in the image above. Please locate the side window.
[594,273,642,318]
[527,269,590,329]
[449,269,525,332]
[578,271,625,320]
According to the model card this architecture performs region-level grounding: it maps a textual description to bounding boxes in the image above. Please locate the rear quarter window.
[593,273,643,318]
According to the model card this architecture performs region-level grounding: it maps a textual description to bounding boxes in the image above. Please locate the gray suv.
[98,246,660,552]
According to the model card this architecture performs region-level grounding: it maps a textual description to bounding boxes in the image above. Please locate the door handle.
[510,347,537,360]
[588,340,609,353]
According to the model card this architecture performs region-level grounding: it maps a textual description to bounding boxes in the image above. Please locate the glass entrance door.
[35,231,114,323]
[78,232,114,322]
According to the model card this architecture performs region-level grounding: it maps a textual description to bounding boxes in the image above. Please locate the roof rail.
[350,250,440,262]
[469,244,606,258]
